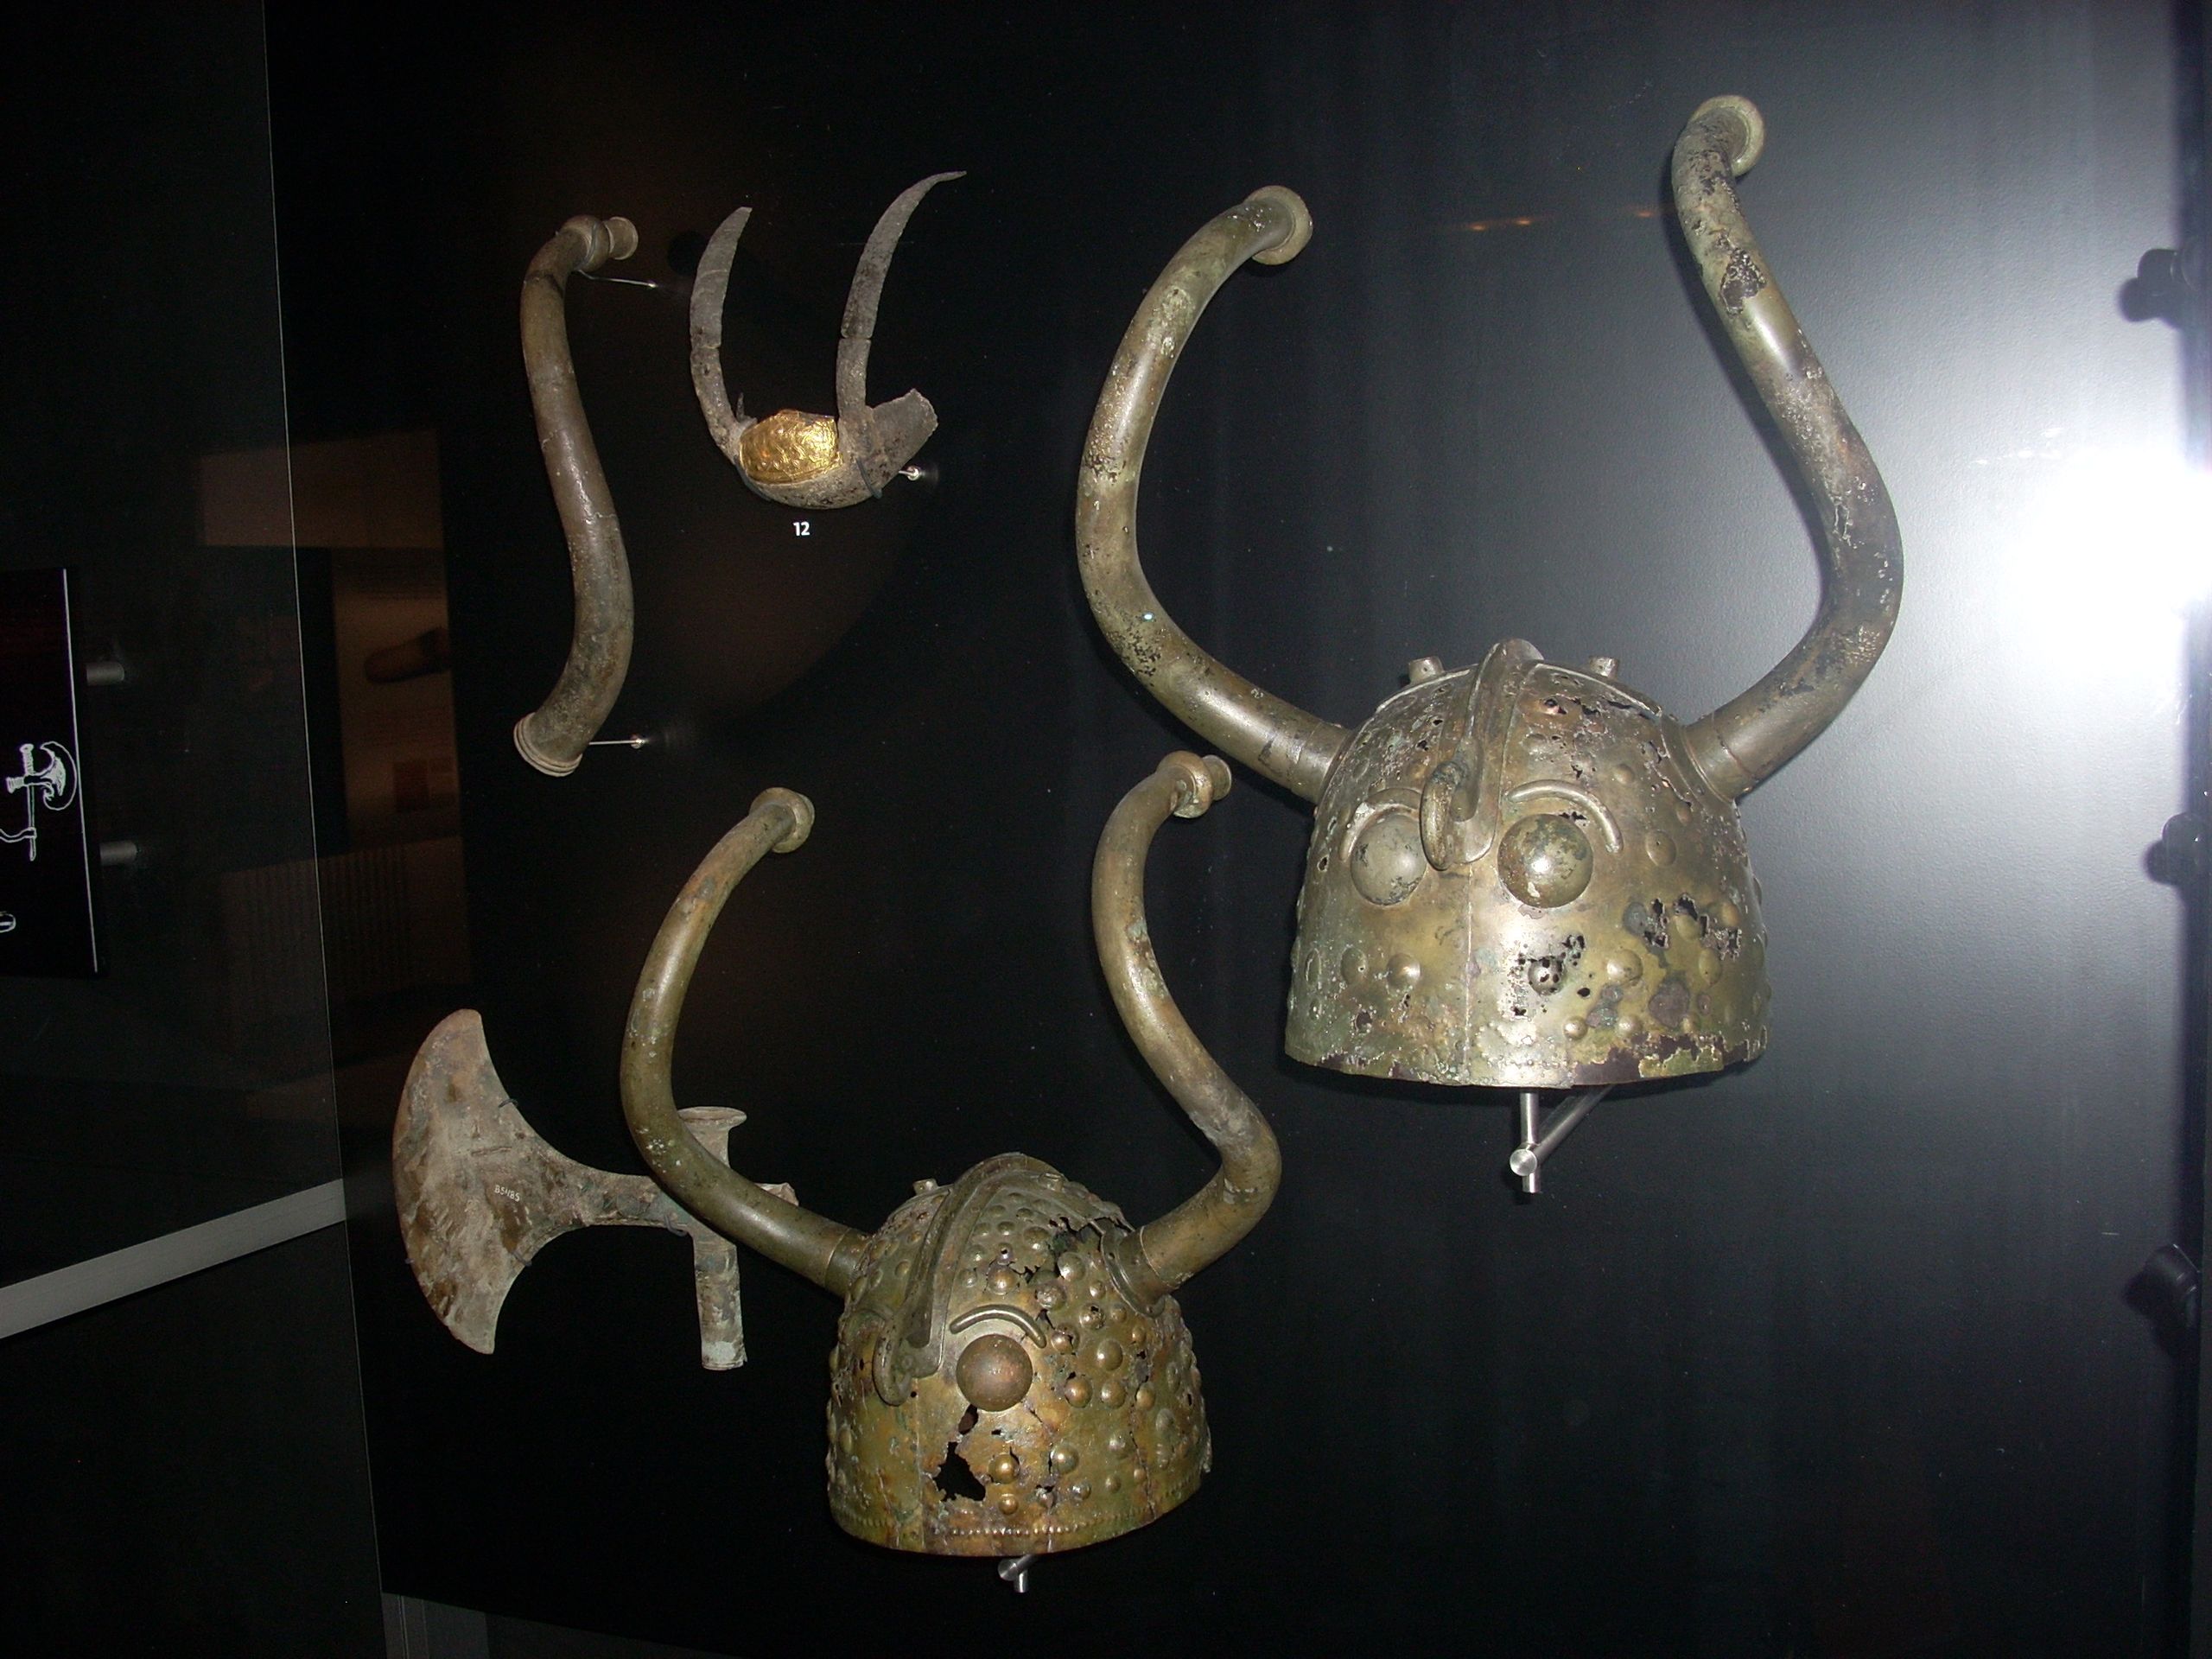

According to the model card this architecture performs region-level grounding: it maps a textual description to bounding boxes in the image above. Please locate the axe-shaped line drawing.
[393,1010,795,1370]
[2,741,78,863]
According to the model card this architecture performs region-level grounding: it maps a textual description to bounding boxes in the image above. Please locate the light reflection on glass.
[2003,448,2212,639]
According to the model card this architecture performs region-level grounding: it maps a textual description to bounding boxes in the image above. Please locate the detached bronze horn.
[1077,97,1901,1184]
[512,213,640,778]
[690,172,961,509]
[619,756,1275,1558]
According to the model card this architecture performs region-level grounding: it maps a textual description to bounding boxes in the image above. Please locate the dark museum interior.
[3,3,2209,1654]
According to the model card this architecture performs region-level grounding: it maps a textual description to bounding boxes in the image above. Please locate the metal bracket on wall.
[2124,239,2202,327]
[1510,1088,1610,1194]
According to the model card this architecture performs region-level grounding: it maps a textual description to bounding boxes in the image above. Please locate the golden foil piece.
[736,409,842,485]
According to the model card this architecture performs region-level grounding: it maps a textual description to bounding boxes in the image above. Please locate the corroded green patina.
[613,755,1271,1556]
[1076,97,1899,1093]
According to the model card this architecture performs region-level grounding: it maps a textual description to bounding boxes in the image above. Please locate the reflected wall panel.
[2,5,379,1651]
[0,2,342,1275]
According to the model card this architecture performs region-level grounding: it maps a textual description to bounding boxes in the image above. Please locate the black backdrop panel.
[271,3,2199,1653]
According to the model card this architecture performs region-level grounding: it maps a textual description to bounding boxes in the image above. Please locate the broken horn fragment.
[690,172,961,509]
[512,213,640,778]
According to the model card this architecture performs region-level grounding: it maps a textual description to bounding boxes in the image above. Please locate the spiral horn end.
[1247,186,1313,265]
[1690,96,1766,176]
[750,786,816,852]
[1166,752,1233,817]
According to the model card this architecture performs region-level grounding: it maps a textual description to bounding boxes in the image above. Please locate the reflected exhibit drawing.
[0,741,77,865]
[1076,97,1900,1186]
[0,567,99,975]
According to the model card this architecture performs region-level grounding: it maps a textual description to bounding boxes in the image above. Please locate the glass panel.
[0,2,336,1282]
[270,3,2202,1651]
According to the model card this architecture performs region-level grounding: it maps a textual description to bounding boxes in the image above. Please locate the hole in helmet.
[933,1444,985,1503]
[932,1407,986,1503]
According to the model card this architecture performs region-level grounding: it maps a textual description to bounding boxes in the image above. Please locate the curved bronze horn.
[620,788,868,1295]
[1093,753,1281,1303]
[512,213,640,778]
[1671,97,1902,799]
[690,172,961,510]
[1076,191,1351,803]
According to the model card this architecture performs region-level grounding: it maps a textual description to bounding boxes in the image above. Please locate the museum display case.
[275,4,2207,1645]
[3,2,2208,1654]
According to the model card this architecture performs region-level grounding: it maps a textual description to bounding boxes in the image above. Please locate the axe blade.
[394,1009,677,1353]
[394,1010,790,1370]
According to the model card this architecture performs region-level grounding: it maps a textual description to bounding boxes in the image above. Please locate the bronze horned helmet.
[512,175,955,777]
[1077,98,1900,1184]
[395,753,1277,1560]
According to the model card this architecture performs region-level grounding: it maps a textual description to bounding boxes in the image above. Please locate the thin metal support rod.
[1516,1091,1543,1193]
[1509,1087,1611,1194]
[998,1554,1036,1593]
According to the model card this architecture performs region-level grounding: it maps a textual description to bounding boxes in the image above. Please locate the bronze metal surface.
[827,1154,1209,1555]
[1075,97,1897,1090]
[690,173,960,509]
[1091,753,1279,1300]
[1671,97,1903,799]
[393,1009,776,1370]
[512,213,639,777]
[603,760,1269,1555]
[1074,188,1348,802]
[618,788,870,1296]
[1286,645,1767,1085]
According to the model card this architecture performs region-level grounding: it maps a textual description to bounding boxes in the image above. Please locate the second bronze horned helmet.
[613,754,1274,1556]
[397,755,1271,1558]
[1077,97,1901,1096]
